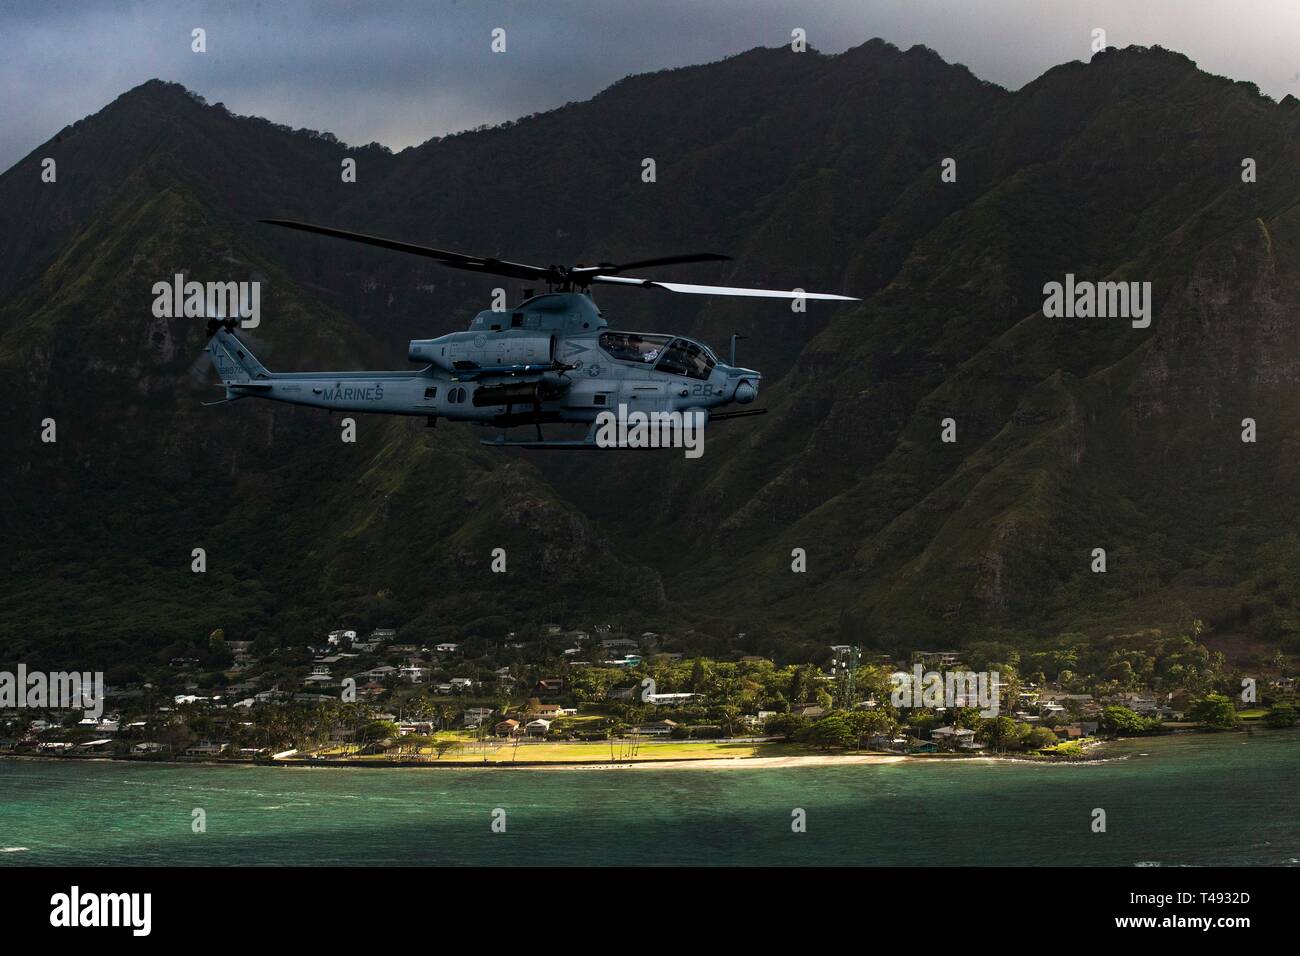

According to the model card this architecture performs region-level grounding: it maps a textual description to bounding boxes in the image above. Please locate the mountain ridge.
[4,39,1300,669]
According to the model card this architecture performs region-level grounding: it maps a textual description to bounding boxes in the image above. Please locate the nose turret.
[721,366,761,404]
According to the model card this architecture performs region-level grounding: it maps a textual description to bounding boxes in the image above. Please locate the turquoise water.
[1,730,1296,865]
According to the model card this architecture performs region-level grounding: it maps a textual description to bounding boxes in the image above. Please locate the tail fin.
[207,327,271,383]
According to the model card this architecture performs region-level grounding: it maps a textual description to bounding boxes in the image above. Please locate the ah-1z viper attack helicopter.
[204,220,857,448]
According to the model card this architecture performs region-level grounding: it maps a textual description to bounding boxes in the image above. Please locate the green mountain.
[4,40,1300,669]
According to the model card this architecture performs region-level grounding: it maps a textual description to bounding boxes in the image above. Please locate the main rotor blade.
[591,275,859,300]
[259,219,550,282]
[576,253,732,276]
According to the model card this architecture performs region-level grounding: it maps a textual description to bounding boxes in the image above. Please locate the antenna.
[834,645,861,710]
[730,333,746,366]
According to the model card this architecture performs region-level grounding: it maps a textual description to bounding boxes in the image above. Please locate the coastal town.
[2,623,1296,765]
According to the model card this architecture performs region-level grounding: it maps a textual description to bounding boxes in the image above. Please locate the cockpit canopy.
[600,332,717,380]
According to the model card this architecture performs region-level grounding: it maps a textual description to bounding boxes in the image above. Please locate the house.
[1040,691,1099,715]
[185,741,231,756]
[646,692,696,706]
[913,650,962,667]
[370,628,397,640]
[435,642,460,654]
[600,638,640,655]
[463,708,495,729]
[1110,693,1159,715]
[132,742,165,754]
[525,718,552,736]
[77,717,119,733]
[531,703,564,718]
[1040,692,1094,705]
[1061,721,1100,739]
[627,720,678,736]
[398,721,436,736]
[533,678,563,697]
[77,739,114,752]
[495,719,521,737]
[793,704,827,719]
[399,666,429,683]
[930,726,976,748]
[449,677,475,691]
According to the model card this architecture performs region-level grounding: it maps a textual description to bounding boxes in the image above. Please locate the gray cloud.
[3,0,1299,171]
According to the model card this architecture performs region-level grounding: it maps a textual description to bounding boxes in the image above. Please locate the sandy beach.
[607,753,910,771]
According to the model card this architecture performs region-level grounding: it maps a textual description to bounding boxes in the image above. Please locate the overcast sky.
[4,0,1300,171]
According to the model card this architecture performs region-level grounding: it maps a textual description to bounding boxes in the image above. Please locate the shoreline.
[0,747,1112,771]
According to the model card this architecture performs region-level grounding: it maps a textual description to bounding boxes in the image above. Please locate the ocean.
[1,729,1295,866]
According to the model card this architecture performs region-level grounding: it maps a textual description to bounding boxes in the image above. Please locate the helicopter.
[203,220,858,448]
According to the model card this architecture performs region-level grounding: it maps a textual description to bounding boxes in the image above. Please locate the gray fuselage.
[211,292,761,429]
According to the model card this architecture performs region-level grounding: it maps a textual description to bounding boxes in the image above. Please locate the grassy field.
[302,738,827,764]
